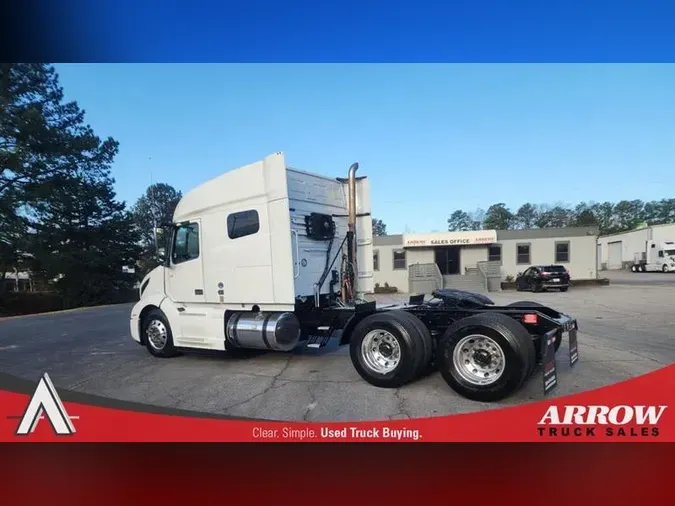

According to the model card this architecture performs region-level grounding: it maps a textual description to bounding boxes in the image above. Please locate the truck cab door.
[657,250,665,267]
[165,220,206,305]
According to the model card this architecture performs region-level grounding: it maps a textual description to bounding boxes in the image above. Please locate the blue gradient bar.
[5,0,675,62]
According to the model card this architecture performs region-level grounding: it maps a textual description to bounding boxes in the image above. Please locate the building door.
[608,241,623,270]
[435,246,461,275]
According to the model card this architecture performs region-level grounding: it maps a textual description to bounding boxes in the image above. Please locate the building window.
[516,243,530,264]
[488,244,502,262]
[555,241,570,263]
[172,222,200,264]
[227,210,260,239]
[373,250,380,271]
[393,249,406,270]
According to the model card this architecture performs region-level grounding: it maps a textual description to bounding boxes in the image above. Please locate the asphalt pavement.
[0,273,673,421]
[600,268,675,286]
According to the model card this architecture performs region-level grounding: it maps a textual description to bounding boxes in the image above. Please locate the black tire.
[142,309,180,358]
[663,265,669,273]
[395,310,434,377]
[437,313,536,402]
[349,310,428,388]
[559,287,568,292]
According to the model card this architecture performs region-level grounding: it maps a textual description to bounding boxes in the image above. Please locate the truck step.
[305,327,336,348]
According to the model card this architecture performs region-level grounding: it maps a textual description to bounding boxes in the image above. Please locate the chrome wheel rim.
[452,334,506,386]
[147,319,168,350]
[361,329,401,374]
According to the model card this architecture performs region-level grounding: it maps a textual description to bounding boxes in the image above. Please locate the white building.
[597,223,675,270]
[1,271,33,292]
[373,227,599,293]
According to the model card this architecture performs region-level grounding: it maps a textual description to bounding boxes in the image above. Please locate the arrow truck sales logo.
[537,405,667,438]
[9,373,78,436]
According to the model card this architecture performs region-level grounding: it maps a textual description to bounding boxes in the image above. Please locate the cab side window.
[172,223,200,264]
[227,210,260,240]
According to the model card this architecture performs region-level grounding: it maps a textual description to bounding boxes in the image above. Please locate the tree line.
[0,63,392,310]
[1,64,140,308]
[2,64,671,311]
[448,199,675,236]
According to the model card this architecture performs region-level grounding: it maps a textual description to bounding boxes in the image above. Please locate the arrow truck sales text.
[537,405,667,438]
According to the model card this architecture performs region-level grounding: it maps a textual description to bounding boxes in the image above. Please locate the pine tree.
[0,63,119,291]
[28,173,141,307]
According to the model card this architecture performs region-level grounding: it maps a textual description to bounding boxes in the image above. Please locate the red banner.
[1,364,673,442]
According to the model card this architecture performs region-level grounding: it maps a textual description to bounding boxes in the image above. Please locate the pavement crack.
[222,355,295,413]
[222,379,288,412]
[303,383,317,421]
[390,388,411,420]
[274,355,293,383]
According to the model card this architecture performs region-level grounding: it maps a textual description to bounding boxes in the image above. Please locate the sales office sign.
[403,230,498,248]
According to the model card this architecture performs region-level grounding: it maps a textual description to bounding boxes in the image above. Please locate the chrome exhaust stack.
[345,162,359,303]
[348,162,359,230]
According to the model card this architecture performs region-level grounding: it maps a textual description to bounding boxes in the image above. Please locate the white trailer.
[129,152,580,402]
[629,240,675,273]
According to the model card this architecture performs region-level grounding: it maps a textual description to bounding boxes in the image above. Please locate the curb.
[0,302,133,321]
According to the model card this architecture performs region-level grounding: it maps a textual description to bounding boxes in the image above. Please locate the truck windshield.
[665,249,675,256]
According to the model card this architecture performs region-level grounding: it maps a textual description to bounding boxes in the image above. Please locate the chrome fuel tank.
[226,311,301,352]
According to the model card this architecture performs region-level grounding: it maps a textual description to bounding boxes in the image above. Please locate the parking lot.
[0,270,673,421]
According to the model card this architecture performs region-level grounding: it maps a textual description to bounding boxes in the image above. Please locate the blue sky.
[53,64,675,234]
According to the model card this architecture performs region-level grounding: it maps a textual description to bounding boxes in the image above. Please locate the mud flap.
[541,331,558,395]
[569,328,579,367]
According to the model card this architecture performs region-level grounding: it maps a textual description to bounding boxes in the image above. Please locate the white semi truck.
[130,153,579,402]
[629,240,675,273]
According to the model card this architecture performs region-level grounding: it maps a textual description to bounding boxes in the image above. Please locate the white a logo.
[15,373,76,436]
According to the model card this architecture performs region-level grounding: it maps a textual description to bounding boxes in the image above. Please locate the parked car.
[516,265,570,292]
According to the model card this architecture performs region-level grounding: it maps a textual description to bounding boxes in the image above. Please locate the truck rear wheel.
[437,313,535,402]
[349,310,430,388]
[395,310,434,377]
[142,309,180,358]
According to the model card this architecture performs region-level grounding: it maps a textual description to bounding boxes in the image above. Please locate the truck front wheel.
[142,309,180,358]
[349,310,430,388]
[437,313,535,402]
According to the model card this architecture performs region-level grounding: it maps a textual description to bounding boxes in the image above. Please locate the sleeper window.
[227,210,260,239]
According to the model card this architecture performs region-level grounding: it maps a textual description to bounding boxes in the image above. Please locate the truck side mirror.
[155,227,168,264]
